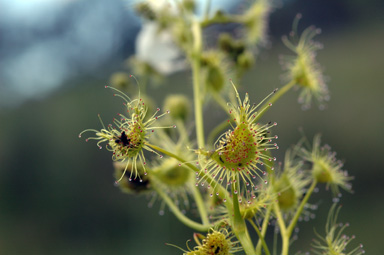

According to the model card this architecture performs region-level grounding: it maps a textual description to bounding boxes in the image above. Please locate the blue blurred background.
[1,0,383,254]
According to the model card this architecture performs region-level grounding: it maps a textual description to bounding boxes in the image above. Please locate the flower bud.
[240,189,270,219]
[281,16,329,109]
[200,51,226,92]
[241,0,271,46]
[109,72,131,90]
[163,94,191,121]
[300,135,353,195]
[113,162,151,194]
[312,160,333,183]
[181,0,196,12]
[274,175,298,210]
[181,228,242,255]
[271,149,309,211]
[134,2,156,20]
[312,204,365,255]
[127,56,163,82]
[206,64,225,92]
[154,158,192,188]
[237,51,255,70]
[218,33,246,60]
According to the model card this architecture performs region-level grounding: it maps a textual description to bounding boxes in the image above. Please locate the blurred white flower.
[135,22,187,75]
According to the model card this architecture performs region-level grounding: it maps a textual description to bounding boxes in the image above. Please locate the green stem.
[276,180,317,255]
[203,0,211,20]
[191,183,210,226]
[256,205,272,254]
[273,225,278,255]
[248,219,271,255]
[253,80,296,123]
[273,201,288,255]
[175,119,188,140]
[191,19,205,148]
[231,176,255,255]
[287,180,317,236]
[201,14,242,28]
[152,184,210,232]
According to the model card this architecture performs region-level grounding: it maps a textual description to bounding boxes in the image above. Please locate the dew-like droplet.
[159,210,164,216]
[264,180,268,184]
[78,134,81,138]
[173,125,176,128]
[159,155,163,158]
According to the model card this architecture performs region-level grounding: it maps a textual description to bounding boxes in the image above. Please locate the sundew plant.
[80,1,365,254]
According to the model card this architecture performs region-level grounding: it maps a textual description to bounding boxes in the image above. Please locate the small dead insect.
[115,131,131,147]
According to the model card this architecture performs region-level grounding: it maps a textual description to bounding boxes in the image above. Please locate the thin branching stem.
[256,205,272,254]
[152,184,211,232]
[231,175,255,255]
[191,183,210,226]
[248,219,271,255]
[287,180,317,236]
[192,19,205,148]
[253,80,296,123]
[273,201,288,255]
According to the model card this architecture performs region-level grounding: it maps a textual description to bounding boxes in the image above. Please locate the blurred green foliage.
[1,3,384,255]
